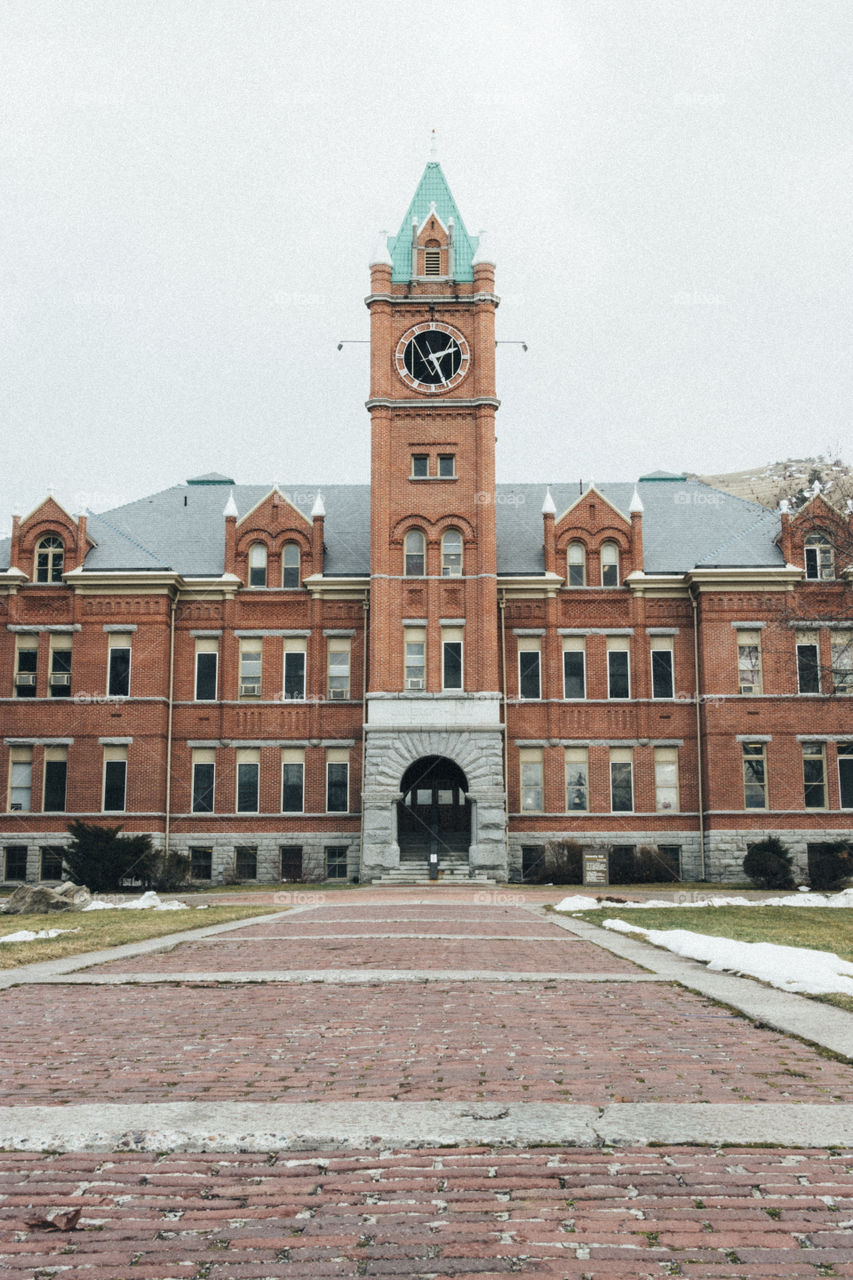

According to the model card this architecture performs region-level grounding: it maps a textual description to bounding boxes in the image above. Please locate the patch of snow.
[554,895,604,912]
[83,891,189,912]
[555,889,853,912]
[0,928,80,944]
[602,919,853,995]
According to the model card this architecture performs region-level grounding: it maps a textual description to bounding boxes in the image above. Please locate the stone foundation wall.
[507,830,703,883]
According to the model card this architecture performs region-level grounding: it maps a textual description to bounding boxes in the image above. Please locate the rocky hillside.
[692,457,852,512]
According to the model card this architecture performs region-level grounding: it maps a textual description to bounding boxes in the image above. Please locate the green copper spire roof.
[387,161,479,282]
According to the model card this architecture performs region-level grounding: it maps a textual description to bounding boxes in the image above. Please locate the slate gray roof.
[0,476,784,577]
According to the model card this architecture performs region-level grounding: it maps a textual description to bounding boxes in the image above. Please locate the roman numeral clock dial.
[395,322,471,393]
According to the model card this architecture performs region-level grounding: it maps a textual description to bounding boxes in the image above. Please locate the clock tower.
[361,153,508,882]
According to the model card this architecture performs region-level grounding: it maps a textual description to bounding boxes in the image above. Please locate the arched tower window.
[567,541,586,587]
[248,542,267,587]
[36,535,64,583]
[404,529,426,577]
[441,529,463,577]
[282,542,300,588]
[805,532,835,580]
[424,239,441,275]
[601,541,620,587]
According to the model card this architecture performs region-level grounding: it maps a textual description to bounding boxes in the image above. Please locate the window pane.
[601,544,619,586]
[563,650,585,698]
[442,531,462,576]
[191,847,212,880]
[237,763,259,812]
[608,651,629,698]
[249,544,267,586]
[651,650,674,699]
[282,762,304,812]
[519,650,540,699]
[195,651,218,701]
[566,760,588,811]
[328,649,350,698]
[797,644,820,694]
[438,454,455,477]
[405,531,425,576]
[108,647,131,697]
[803,749,826,808]
[443,641,462,690]
[43,761,67,813]
[327,763,348,812]
[10,759,33,811]
[5,846,27,880]
[235,846,257,879]
[743,747,766,808]
[521,761,543,811]
[283,651,305,699]
[104,760,126,811]
[840,753,853,809]
[192,763,215,813]
[41,847,64,878]
[326,846,348,879]
[611,762,633,811]
[567,543,585,587]
[282,544,300,588]
[411,454,428,477]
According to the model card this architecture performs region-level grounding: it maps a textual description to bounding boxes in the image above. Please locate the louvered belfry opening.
[424,239,441,275]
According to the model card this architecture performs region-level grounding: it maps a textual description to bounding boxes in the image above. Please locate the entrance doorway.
[398,756,471,863]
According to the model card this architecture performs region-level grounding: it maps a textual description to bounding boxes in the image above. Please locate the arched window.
[601,541,620,587]
[441,529,463,577]
[282,542,300,589]
[404,529,426,577]
[248,542,267,587]
[805,532,835,580]
[567,541,586,587]
[424,239,441,276]
[36,535,64,583]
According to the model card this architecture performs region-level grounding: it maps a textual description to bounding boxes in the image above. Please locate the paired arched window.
[282,542,300,589]
[248,542,267,587]
[441,529,463,577]
[601,541,620,587]
[805,532,835,580]
[36,535,64,583]
[404,529,426,577]
[567,541,586,587]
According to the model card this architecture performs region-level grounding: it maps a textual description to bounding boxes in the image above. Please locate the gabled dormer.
[225,487,317,588]
[10,496,95,582]
[778,491,852,581]
[552,485,642,587]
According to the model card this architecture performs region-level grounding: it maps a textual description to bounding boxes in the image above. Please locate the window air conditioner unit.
[50,674,72,686]
[10,803,22,811]
[16,673,36,686]
[740,683,756,694]
[240,680,261,697]
[329,688,347,700]
[406,678,424,689]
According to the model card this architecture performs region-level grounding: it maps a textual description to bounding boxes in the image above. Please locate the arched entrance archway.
[397,756,471,864]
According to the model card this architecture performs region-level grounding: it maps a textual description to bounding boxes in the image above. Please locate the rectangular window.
[796,633,821,694]
[43,747,68,813]
[9,747,33,812]
[4,846,27,880]
[192,750,215,814]
[565,747,588,811]
[236,750,260,813]
[49,637,72,698]
[195,639,218,701]
[411,454,429,478]
[280,845,303,881]
[239,640,263,700]
[40,846,64,879]
[654,746,679,812]
[831,633,853,694]
[438,454,455,478]
[610,748,634,812]
[404,626,426,690]
[282,749,304,813]
[737,629,762,694]
[743,742,767,809]
[107,634,132,697]
[235,845,257,879]
[442,627,463,690]
[650,636,674,699]
[839,744,853,809]
[103,747,127,812]
[562,637,585,699]
[15,638,38,698]
[190,847,212,880]
[326,752,349,813]
[802,742,826,809]
[283,641,306,700]
[519,748,543,812]
[607,637,630,699]
[327,640,351,700]
[518,640,541,699]
[326,845,348,880]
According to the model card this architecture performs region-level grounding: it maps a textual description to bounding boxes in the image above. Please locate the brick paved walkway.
[2,890,853,1278]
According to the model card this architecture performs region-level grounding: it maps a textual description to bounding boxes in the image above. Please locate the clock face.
[395,322,470,393]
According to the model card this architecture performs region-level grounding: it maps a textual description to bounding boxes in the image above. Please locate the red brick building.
[1,160,851,885]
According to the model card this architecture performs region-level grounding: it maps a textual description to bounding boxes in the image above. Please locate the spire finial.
[430,128,438,160]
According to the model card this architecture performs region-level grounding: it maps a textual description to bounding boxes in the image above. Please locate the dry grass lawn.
[0,903,279,969]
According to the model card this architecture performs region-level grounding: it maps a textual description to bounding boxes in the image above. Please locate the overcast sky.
[2,0,851,533]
